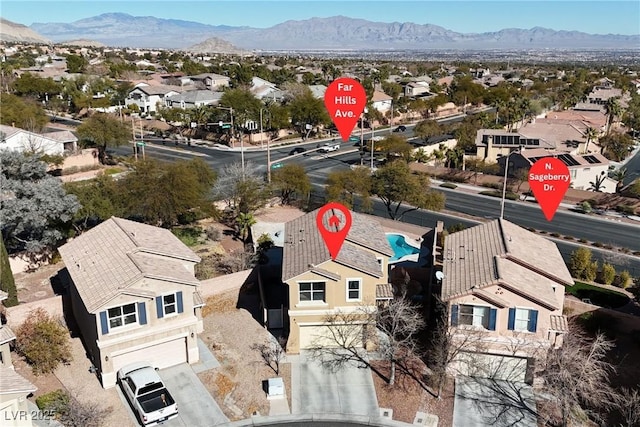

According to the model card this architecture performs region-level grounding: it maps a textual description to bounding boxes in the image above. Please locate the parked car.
[393,125,407,133]
[118,363,178,426]
[289,147,306,155]
[318,143,340,153]
[271,162,284,169]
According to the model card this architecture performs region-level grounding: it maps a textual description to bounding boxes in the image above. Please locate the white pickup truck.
[318,142,340,153]
[118,362,178,426]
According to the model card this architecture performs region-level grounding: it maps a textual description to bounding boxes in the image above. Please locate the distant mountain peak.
[0,18,50,44]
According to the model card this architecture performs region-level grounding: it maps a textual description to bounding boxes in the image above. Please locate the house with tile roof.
[280,208,394,353]
[371,90,393,113]
[125,83,181,114]
[441,219,573,380]
[0,291,37,427]
[165,90,223,109]
[0,124,76,156]
[58,217,204,388]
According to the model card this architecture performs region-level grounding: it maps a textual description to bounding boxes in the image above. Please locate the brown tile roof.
[546,110,607,129]
[549,315,568,332]
[0,325,16,345]
[376,283,394,300]
[59,217,200,313]
[442,219,572,304]
[282,208,393,282]
[0,365,36,395]
[372,91,392,102]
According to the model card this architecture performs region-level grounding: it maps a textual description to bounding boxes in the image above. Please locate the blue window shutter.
[156,296,164,319]
[488,308,497,331]
[450,304,459,327]
[138,302,147,325]
[528,310,538,333]
[99,311,109,335]
[176,291,184,313]
[508,308,516,330]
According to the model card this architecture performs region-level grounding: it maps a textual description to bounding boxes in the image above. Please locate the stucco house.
[0,291,37,427]
[280,208,394,354]
[0,124,77,155]
[441,219,573,381]
[125,83,181,114]
[186,73,230,90]
[371,90,393,113]
[165,90,223,109]
[58,217,204,388]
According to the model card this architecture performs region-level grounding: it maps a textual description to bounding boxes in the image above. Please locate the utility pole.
[131,117,137,161]
[360,115,364,166]
[370,123,376,171]
[389,101,394,134]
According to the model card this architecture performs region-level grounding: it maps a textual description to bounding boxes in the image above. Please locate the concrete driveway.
[118,363,229,426]
[291,352,378,417]
[453,376,537,427]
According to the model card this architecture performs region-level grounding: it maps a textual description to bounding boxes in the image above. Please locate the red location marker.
[324,77,367,141]
[528,157,571,221]
[316,202,352,260]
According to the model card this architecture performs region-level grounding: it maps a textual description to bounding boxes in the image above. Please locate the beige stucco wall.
[0,342,12,368]
[0,392,34,427]
[60,149,100,170]
[449,283,565,357]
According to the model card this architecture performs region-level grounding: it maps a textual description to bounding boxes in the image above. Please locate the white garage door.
[299,325,364,350]
[454,352,528,382]
[111,338,187,373]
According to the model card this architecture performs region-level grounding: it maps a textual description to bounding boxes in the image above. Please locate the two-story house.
[125,83,181,115]
[281,208,394,354]
[58,217,204,388]
[441,219,573,381]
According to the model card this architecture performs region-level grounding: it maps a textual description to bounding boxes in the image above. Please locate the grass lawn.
[566,281,630,308]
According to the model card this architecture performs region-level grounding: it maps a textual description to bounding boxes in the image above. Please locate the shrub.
[579,238,588,244]
[527,227,536,233]
[205,226,222,242]
[616,205,636,215]
[480,182,502,190]
[0,238,18,307]
[578,201,592,213]
[599,263,616,286]
[447,223,466,234]
[37,389,110,427]
[36,389,69,412]
[439,182,458,189]
[569,247,598,282]
[593,241,604,248]
[564,235,575,241]
[479,190,518,200]
[15,308,72,375]
[550,232,561,238]
[617,271,632,289]
[171,227,203,247]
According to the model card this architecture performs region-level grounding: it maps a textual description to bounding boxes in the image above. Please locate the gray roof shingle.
[282,208,392,282]
[0,325,16,345]
[0,365,36,395]
[442,219,572,304]
[59,217,200,313]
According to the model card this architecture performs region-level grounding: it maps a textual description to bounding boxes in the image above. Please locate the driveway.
[291,351,378,417]
[118,363,229,426]
[453,376,537,427]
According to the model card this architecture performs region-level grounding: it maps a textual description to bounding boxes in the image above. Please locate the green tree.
[618,271,632,289]
[123,158,216,227]
[568,247,598,282]
[326,168,373,212]
[64,174,125,231]
[0,238,18,307]
[16,308,72,375]
[65,54,88,73]
[584,127,599,154]
[599,132,634,162]
[287,88,330,135]
[76,113,132,163]
[626,179,640,198]
[414,119,442,141]
[219,88,262,141]
[375,135,414,162]
[0,93,48,131]
[271,164,311,205]
[611,168,627,193]
[12,72,62,101]
[600,263,616,286]
[372,162,445,220]
[0,151,80,258]
[605,97,622,136]
[236,212,256,244]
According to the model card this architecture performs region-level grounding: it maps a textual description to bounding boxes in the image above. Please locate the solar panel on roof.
[558,154,579,167]
[584,155,600,164]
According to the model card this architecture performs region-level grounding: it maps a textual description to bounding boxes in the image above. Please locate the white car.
[318,143,340,153]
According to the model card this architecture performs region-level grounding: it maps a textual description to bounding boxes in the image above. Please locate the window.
[299,282,326,303]
[163,294,177,316]
[508,308,538,333]
[376,258,384,272]
[346,279,362,301]
[107,303,137,329]
[459,305,490,328]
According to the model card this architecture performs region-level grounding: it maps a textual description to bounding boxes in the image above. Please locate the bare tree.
[537,326,616,427]
[611,387,640,427]
[376,298,425,386]
[252,336,287,375]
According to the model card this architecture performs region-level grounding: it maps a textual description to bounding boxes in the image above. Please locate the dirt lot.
[370,359,454,425]
[199,288,290,421]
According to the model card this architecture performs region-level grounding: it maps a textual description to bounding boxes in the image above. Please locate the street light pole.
[259,108,264,149]
[370,123,376,171]
[389,101,393,134]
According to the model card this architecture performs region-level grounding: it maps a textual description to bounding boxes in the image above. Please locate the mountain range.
[14,13,640,50]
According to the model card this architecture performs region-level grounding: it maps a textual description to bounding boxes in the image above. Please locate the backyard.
[566,281,630,308]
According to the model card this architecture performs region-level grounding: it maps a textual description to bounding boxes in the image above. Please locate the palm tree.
[236,212,256,244]
[588,173,607,192]
[612,168,627,193]
[605,97,622,136]
[583,127,599,154]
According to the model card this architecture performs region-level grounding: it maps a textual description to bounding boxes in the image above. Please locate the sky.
[2,0,639,35]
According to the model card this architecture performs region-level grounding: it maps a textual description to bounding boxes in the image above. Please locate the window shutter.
[488,308,497,331]
[156,296,164,319]
[138,302,147,325]
[99,311,109,335]
[450,304,459,327]
[176,291,184,314]
[528,310,538,333]
[508,308,516,330]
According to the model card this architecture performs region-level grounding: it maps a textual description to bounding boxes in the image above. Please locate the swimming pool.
[386,233,421,262]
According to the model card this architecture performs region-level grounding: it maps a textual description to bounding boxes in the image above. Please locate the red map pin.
[316,202,352,260]
[528,157,571,221]
[324,78,367,141]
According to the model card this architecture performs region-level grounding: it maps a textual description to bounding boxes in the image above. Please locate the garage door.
[454,352,528,382]
[111,338,187,373]
[299,325,364,350]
